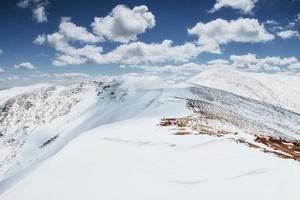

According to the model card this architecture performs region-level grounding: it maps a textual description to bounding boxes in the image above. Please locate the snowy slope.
[0,75,189,179]
[1,73,300,200]
[1,118,300,200]
[189,68,300,113]
[0,81,102,176]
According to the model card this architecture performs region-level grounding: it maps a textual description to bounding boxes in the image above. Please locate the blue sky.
[0,0,300,87]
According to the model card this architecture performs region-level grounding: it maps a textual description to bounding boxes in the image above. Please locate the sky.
[0,0,300,88]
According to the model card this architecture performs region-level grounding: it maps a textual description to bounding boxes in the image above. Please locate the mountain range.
[0,68,300,200]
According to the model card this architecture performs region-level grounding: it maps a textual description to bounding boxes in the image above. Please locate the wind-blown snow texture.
[0,69,300,200]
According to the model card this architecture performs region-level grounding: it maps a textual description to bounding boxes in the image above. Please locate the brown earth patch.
[160,117,300,162]
[254,135,300,161]
[160,118,189,127]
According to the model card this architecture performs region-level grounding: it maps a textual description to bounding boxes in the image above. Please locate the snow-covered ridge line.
[189,68,300,114]
[0,79,127,177]
[161,85,300,162]
[190,86,300,140]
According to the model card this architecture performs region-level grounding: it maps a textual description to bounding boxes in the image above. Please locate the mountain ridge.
[1,69,300,199]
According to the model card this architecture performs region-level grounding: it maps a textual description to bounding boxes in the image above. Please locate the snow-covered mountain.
[1,70,300,200]
[189,68,300,113]
[0,79,126,176]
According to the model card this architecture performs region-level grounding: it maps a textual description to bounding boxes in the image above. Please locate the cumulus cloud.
[277,30,300,39]
[46,4,154,47]
[50,40,202,66]
[43,5,200,67]
[47,32,70,51]
[210,0,258,14]
[45,17,101,48]
[0,67,4,73]
[33,34,46,45]
[229,53,298,72]
[47,41,103,66]
[102,40,201,65]
[44,16,108,66]
[92,5,155,43]
[129,54,300,77]
[17,0,49,23]
[46,17,274,67]
[59,17,102,43]
[45,18,202,66]
[41,6,276,68]
[188,18,274,53]
[14,62,36,70]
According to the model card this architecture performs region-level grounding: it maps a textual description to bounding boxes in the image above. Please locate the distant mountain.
[189,68,300,113]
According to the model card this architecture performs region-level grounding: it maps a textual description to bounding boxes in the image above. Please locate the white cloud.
[46,17,274,67]
[287,22,296,29]
[53,73,90,79]
[264,20,279,26]
[92,5,155,43]
[47,32,102,66]
[17,0,30,8]
[44,5,200,66]
[47,32,70,51]
[59,17,102,43]
[288,63,300,71]
[140,62,205,75]
[33,34,46,45]
[46,17,101,50]
[33,6,47,23]
[50,40,202,66]
[0,49,2,55]
[44,18,105,66]
[277,30,300,39]
[210,0,258,14]
[47,5,154,46]
[130,54,300,77]
[17,0,49,23]
[296,14,300,22]
[7,75,21,81]
[48,42,102,66]
[42,7,278,69]
[0,67,4,73]
[229,53,298,72]
[14,62,36,70]
[102,40,201,65]
[30,72,52,78]
[188,18,274,53]
[206,59,230,65]
[53,54,88,66]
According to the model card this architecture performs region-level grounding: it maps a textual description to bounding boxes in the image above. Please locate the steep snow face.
[189,68,300,113]
[1,118,300,200]
[0,79,130,177]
